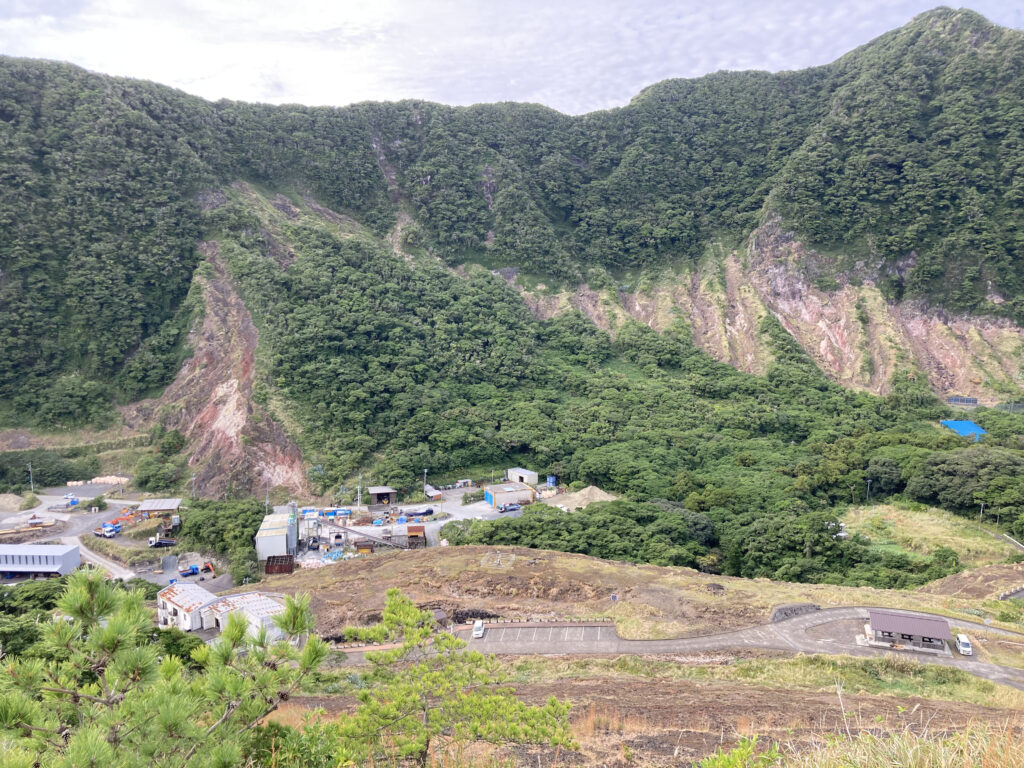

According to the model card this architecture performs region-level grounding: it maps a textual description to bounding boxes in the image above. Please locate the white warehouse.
[0,544,80,579]
[157,582,217,632]
[254,512,298,562]
[156,584,285,638]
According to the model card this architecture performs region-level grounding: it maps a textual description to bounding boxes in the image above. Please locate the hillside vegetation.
[4,10,1024,587]
[2,7,1023,424]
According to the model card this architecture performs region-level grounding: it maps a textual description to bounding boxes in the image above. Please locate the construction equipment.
[148,536,177,548]
[178,564,199,577]
[200,562,214,574]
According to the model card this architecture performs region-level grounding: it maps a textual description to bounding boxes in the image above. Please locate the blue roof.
[941,420,987,441]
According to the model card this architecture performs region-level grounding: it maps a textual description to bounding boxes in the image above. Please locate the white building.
[506,467,539,485]
[200,592,286,640]
[157,584,286,638]
[0,544,80,578]
[157,583,217,632]
[254,512,297,561]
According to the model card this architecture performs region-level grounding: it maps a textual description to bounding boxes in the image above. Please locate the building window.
[900,634,912,640]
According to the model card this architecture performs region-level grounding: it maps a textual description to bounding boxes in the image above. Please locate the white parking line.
[597,627,602,640]
[563,626,569,641]
[579,627,585,640]
[499,628,506,641]
[516,628,521,640]
[548,627,553,641]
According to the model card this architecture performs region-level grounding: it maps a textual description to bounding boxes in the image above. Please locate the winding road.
[455,606,1024,692]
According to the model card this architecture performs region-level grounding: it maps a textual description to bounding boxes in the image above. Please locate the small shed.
[940,419,986,442]
[423,484,443,501]
[368,486,397,506]
[264,555,295,575]
[483,482,536,508]
[868,609,950,651]
[506,467,539,485]
[355,540,376,555]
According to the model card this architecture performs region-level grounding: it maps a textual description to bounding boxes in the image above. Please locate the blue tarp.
[941,419,987,441]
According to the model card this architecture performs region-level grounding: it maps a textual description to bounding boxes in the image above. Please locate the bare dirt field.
[275,671,1024,767]
[259,545,1022,640]
[920,562,1024,599]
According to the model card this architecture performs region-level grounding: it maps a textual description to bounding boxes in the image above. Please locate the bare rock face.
[121,242,307,497]
[745,218,1024,402]
[511,215,1023,403]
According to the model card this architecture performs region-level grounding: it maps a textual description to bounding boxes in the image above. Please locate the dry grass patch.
[781,727,1024,768]
[844,503,1017,568]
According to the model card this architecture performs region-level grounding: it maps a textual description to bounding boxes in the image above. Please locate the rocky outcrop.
[745,219,1024,402]
[512,217,1024,403]
[121,242,307,497]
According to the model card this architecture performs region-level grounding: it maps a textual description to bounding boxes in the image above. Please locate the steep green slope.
[3,8,1023,428]
[205,184,1024,586]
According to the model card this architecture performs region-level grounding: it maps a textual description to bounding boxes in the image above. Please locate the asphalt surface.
[2,487,164,583]
[455,607,1024,692]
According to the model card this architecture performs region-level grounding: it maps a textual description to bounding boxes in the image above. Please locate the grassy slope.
[843,502,1019,569]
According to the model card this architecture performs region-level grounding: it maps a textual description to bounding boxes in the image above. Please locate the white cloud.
[0,0,1020,113]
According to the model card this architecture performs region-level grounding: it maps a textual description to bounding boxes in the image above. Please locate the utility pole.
[191,474,197,499]
[357,473,362,511]
[117,463,124,496]
[26,462,34,493]
[866,478,872,503]
[265,478,270,514]
[423,468,428,494]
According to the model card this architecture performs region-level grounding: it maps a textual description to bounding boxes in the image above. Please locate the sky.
[0,1,1021,114]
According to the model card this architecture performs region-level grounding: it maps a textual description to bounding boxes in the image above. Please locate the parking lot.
[460,622,619,654]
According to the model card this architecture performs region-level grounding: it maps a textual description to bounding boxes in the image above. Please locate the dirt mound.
[918,562,1024,599]
[548,486,617,511]
[0,493,23,515]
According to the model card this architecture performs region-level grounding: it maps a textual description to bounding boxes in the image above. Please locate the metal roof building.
[200,592,286,640]
[940,420,987,442]
[367,486,397,506]
[868,609,950,651]
[137,498,183,513]
[157,583,217,632]
[0,543,80,578]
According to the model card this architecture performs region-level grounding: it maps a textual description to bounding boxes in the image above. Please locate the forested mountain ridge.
[2,7,1023,428]
[3,8,1024,588]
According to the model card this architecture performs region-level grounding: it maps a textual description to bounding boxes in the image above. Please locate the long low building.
[0,543,80,578]
[156,583,285,637]
[868,609,951,651]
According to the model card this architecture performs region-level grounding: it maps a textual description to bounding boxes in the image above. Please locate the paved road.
[61,535,136,580]
[457,607,1024,692]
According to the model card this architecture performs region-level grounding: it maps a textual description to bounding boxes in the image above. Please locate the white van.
[955,633,973,656]
[471,619,485,639]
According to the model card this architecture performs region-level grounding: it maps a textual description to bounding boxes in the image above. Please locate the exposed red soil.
[121,242,307,498]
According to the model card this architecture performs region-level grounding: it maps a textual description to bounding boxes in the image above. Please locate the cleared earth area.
[260,545,1024,640]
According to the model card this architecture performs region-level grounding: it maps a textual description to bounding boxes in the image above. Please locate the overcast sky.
[1,1,1021,114]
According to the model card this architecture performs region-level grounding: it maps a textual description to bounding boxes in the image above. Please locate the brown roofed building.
[867,609,950,651]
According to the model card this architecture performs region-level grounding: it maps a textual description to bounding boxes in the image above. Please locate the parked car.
[472,619,485,639]
[503,503,522,513]
[955,633,973,656]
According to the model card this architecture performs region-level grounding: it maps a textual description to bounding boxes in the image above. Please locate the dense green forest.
[206,185,1024,587]
[1,8,1023,426]
[2,9,1024,587]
